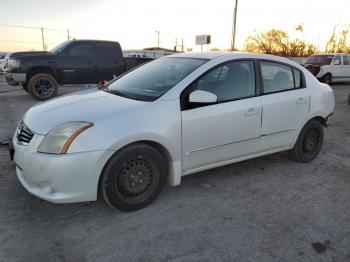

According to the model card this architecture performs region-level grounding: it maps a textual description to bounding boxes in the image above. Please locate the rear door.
[259,61,309,151]
[58,43,97,84]
[96,42,125,81]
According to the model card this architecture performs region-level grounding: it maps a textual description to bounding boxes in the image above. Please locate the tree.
[325,25,350,53]
[244,28,318,56]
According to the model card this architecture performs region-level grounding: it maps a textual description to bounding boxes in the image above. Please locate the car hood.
[24,88,149,134]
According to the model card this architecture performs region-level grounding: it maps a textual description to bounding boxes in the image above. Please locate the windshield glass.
[106,57,207,101]
[305,55,334,65]
[50,41,72,55]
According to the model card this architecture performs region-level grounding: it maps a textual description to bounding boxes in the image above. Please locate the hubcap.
[303,129,319,153]
[34,79,53,97]
[118,159,154,198]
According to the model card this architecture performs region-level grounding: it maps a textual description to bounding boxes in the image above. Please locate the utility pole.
[40,27,46,50]
[231,0,239,51]
[181,39,184,52]
[174,38,177,52]
[67,29,70,40]
[155,30,160,48]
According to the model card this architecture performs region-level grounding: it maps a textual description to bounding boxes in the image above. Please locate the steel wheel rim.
[34,79,54,97]
[303,129,319,153]
[116,157,158,202]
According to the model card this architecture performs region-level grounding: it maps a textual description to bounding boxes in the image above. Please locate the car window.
[343,55,350,65]
[193,61,255,102]
[66,44,94,57]
[334,55,342,65]
[261,62,294,94]
[293,68,303,88]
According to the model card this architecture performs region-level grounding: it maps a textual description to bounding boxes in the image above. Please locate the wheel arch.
[27,66,58,82]
[97,139,181,200]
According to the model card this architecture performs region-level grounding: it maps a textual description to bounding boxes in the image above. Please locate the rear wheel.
[101,144,167,211]
[27,73,58,100]
[289,120,324,162]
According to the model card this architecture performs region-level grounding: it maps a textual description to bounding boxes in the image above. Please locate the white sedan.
[10,52,335,211]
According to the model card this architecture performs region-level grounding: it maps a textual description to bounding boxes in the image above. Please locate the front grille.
[16,122,34,145]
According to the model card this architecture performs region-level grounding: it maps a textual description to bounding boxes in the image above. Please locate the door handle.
[245,108,260,116]
[296,98,305,105]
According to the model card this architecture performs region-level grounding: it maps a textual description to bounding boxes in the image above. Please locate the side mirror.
[189,90,217,104]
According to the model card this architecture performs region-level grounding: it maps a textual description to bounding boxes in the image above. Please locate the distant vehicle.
[9,52,335,211]
[124,53,146,58]
[304,54,350,84]
[0,54,7,72]
[4,40,153,100]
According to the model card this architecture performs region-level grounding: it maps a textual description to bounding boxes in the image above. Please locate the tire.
[27,73,58,100]
[289,119,324,162]
[101,143,168,211]
[321,74,332,85]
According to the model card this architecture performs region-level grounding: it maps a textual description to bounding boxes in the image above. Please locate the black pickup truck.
[4,40,152,100]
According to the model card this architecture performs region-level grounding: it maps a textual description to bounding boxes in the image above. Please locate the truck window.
[334,55,342,65]
[97,43,123,63]
[66,44,94,57]
[343,55,350,65]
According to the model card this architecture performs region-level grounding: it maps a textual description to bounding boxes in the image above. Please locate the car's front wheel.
[289,119,324,162]
[101,143,167,211]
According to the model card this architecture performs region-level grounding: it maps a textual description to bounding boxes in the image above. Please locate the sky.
[0,0,349,52]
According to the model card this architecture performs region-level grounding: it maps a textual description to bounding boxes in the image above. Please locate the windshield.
[305,55,334,65]
[50,41,72,55]
[106,57,207,101]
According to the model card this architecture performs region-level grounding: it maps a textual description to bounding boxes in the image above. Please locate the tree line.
[243,24,350,56]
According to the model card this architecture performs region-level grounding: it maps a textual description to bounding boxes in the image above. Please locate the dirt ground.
[0,76,349,262]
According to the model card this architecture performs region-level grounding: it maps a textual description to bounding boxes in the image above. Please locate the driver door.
[181,60,262,173]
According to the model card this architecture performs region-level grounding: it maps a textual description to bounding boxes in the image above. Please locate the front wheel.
[289,120,324,162]
[101,144,167,211]
[321,74,332,85]
[27,73,58,100]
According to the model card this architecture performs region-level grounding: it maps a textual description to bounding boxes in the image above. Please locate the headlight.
[7,59,20,69]
[38,122,93,154]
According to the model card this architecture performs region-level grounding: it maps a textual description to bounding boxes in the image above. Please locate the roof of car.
[167,52,300,66]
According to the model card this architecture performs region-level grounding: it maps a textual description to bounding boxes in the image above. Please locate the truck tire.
[27,73,58,100]
[289,119,324,162]
[321,74,332,85]
[101,143,167,211]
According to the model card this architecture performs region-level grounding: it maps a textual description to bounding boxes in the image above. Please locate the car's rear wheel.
[289,119,324,162]
[101,143,167,211]
[27,73,58,100]
[321,74,332,85]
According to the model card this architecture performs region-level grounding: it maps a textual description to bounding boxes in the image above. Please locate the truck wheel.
[321,74,332,85]
[27,73,58,100]
[101,143,167,211]
[289,119,324,162]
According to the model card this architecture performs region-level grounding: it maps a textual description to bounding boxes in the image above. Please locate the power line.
[0,39,42,44]
[0,23,65,32]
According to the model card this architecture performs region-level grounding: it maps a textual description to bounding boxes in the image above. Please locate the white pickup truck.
[304,54,350,84]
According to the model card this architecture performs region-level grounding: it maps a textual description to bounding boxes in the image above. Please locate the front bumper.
[5,72,26,84]
[12,133,114,203]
